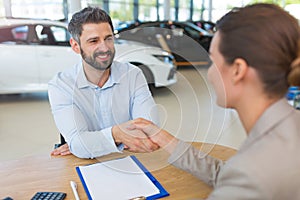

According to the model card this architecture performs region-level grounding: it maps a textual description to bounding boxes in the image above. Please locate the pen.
[70,180,80,200]
[129,196,146,200]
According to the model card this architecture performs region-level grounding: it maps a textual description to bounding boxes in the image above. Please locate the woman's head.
[215,3,300,98]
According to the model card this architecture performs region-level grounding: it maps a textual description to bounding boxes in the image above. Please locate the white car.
[0,18,177,94]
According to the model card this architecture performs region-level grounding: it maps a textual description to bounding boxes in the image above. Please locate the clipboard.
[76,155,169,200]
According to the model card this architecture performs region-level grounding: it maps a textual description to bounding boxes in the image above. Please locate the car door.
[34,24,80,85]
[0,24,39,92]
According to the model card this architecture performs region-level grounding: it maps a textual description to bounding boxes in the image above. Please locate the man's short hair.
[68,6,114,43]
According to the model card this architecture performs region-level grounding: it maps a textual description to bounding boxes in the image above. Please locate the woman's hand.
[130,118,179,153]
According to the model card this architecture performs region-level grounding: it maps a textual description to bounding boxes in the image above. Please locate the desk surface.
[0,143,236,200]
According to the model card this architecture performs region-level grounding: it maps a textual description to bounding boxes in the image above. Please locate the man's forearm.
[68,128,121,158]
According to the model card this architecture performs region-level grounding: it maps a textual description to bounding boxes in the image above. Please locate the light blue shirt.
[48,61,159,158]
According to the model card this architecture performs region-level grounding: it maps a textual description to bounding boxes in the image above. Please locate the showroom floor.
[0,66,246,162]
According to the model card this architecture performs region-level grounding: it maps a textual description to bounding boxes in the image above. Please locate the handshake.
[112,118,173,153]
[51,118,178,157]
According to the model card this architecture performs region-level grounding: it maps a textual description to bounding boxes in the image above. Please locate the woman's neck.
[236,95,279,134]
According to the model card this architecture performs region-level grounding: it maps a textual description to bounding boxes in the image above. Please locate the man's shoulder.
[49,63,81,87]
[113,61,139,70]
[110,61,146,87]
[112,61,142,76]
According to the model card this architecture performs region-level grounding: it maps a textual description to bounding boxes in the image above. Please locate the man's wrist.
[112,125,121,144]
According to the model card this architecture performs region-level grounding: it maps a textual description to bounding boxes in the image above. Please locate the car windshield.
[183,22,211,35]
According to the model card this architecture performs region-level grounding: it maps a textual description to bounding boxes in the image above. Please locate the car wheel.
[136,64,155,85]
[136,64,155,93]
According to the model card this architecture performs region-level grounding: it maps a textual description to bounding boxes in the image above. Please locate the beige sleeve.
[168,140,225,187]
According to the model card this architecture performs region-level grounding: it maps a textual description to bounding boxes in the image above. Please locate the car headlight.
[153,53,175,65]
[153,52,177,80]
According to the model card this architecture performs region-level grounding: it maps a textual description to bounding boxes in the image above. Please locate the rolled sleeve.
[69,127,121,159]
[130,68,160,126]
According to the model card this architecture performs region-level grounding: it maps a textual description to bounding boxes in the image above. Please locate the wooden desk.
[0,143,236,200]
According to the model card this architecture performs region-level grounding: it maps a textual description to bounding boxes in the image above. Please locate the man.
[48,6,159,159]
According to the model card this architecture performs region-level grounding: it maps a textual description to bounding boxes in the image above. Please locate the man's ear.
[231,58,248,85]
[70,38,81,54]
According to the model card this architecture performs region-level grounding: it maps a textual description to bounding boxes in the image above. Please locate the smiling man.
[48,7,159,159]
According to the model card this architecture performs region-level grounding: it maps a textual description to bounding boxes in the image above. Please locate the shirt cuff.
[117,143,125,151]
[102,127,122,153]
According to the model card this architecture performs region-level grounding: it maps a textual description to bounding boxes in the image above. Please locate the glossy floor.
[0,66,246,161]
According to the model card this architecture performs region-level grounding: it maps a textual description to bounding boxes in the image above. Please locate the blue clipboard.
[76,166,93,200]
[76,155,169,200]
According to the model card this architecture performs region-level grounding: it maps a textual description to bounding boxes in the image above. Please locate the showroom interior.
[0,0,299,162]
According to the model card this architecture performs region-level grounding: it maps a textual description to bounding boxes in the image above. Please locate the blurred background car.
[189,20,216,34]
[0,18,177,94]
[114,20,213,67]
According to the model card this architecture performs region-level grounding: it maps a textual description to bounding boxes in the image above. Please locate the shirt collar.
[76,61,121,89]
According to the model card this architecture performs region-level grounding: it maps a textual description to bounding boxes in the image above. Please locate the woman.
[133,3,300,199]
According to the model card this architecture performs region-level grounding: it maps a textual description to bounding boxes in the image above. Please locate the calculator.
[31,192,66,200]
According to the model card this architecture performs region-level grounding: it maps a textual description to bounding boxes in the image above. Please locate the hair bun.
[288,57,300,86]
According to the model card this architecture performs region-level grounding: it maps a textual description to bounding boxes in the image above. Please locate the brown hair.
[288,40,300,86]
[68,6,114,43]
[216,3,300,97]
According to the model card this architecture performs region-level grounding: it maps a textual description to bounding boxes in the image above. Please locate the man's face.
[79,23,115,71]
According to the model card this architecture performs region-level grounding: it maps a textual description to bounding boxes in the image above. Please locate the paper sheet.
[77,156,160,200]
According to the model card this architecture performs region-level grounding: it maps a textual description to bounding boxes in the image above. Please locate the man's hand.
[51,143,72,156]
[112,120,159,153]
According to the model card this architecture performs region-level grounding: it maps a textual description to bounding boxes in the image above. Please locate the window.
[138,0,157,21]
[10,0,65,20]
[50,26,70,42]
[0,25,29,44]
[184,26,200,39]
[12,26,29,41]
[110,0,134,21]
[178,0,190,20]
[36,25,70,46]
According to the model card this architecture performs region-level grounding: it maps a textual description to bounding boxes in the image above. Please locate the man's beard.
[81,48,115,71]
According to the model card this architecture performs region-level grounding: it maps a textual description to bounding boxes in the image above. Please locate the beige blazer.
[169,99,300,199]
